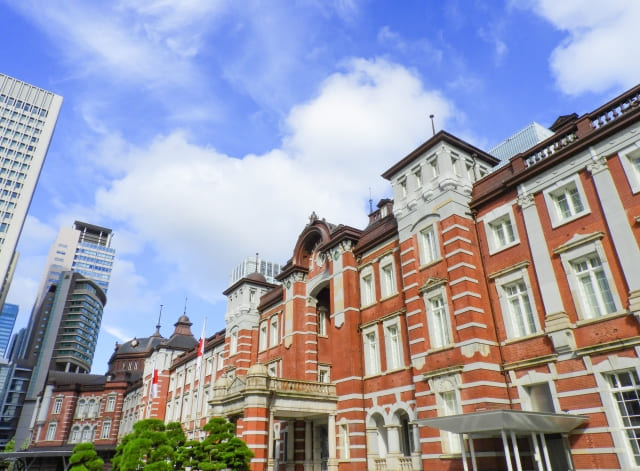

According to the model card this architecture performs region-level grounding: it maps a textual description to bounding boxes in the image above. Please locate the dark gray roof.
[48,371,106,387]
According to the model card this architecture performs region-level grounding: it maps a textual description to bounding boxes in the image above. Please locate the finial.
[155,304,163,334]
[368,187,373,214]
[183,297,188,315]
[429,114,436,136]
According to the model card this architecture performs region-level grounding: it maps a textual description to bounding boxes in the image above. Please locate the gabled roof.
[382,130,499,180]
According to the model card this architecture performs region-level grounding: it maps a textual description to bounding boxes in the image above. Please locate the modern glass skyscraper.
[0,74,63,311]
[0,303,17,358]
[35,221,114,305]
[230,255,282,285]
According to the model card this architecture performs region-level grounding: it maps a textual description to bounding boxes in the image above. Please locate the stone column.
[588,153,640,316]
[327,414,338,471]
[518,190,575,353]
[304,420,313,471]
[267,410,275,471]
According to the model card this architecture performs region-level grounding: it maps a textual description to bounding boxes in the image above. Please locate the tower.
[0,303,18,358]
[34,221,114,305]
[0,74,63,311]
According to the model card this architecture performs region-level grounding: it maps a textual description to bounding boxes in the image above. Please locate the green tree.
[69,443,104,471]
[112,419,175,471]
[196,418,253,471]
[3,438,14,452]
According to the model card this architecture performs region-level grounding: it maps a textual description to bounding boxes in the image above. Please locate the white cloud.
[93,59,455,306]
[521,0,640,95]
[10,0,216,91]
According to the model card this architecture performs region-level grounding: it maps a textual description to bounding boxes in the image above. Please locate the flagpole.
[191,317,206,439]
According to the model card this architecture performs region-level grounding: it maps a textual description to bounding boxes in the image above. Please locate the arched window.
[87,399,96,418]
[101,420,111,439]
[76,399,86,418]
[81,426,92,442]
[70,426,80,443]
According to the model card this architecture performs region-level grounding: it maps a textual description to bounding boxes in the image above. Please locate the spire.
[152,305,163,337]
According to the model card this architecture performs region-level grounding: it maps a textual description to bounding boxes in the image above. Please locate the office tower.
[35,221,114,305]
[0,303,17,358]
[230,255,282,285]
[14,271,105,445]
[0,74,63,311]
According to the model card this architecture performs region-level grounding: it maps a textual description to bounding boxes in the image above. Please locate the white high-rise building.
[0,74,63,309]
[230,255,282,285]
[35,221,114,304]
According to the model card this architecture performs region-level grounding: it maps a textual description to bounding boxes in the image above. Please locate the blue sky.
[1,0,639,373]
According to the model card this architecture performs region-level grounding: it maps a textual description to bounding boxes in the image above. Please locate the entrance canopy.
[417,409,587,435]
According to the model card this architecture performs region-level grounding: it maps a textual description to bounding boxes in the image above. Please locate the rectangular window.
[553,184,584,219]
[259,322,268,350]
[420,225,438,265]
[230,329,238,355]
[106,395,116,412]
[53,398,63,414]
[360,271,375,307]
[318,308,328,336]
[489,215,516,249]
[384,323,403,371]
[270,317,279,347]
[427,295,451,349]
[318,366,330,383]
[340,423,350,459]
[363,329,380,375]
[380,259,396,298]
[101,421,111,439]
[544,178,589,227]
[607,371,640,465]
[46,423,57,441]
[572,254,616,318]
[503,280,537,338]
[440,391,461,454]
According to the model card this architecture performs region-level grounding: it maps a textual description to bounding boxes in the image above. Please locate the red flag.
[151,359,159,399]
[195,319,206,376]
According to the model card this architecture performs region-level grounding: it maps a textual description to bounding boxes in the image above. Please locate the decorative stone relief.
[544,311,576,354]
[517,191,535,209]
[461,342,490,358]
[587,147,609,176]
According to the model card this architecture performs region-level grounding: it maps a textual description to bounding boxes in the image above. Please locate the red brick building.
[23,84,640,471]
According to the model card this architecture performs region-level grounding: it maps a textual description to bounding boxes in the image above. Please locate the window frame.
[423,283,453,350]
[52,397,63,414]
[379,255,397,299]
[259,321,268,350]
[360,265,376,307]
[101,420,112,439]
[543,176,590,227]
[269,315,279,347]
[618,143,640,194]
[493,265,540,339]
[418,224,440,266]
[557,235,622,321]
[46,422,57,441]
[482,204,520,255]
[362,325,381,376]
[383,317,403,371]
[318,307,328,337]
[105,395,116,412]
